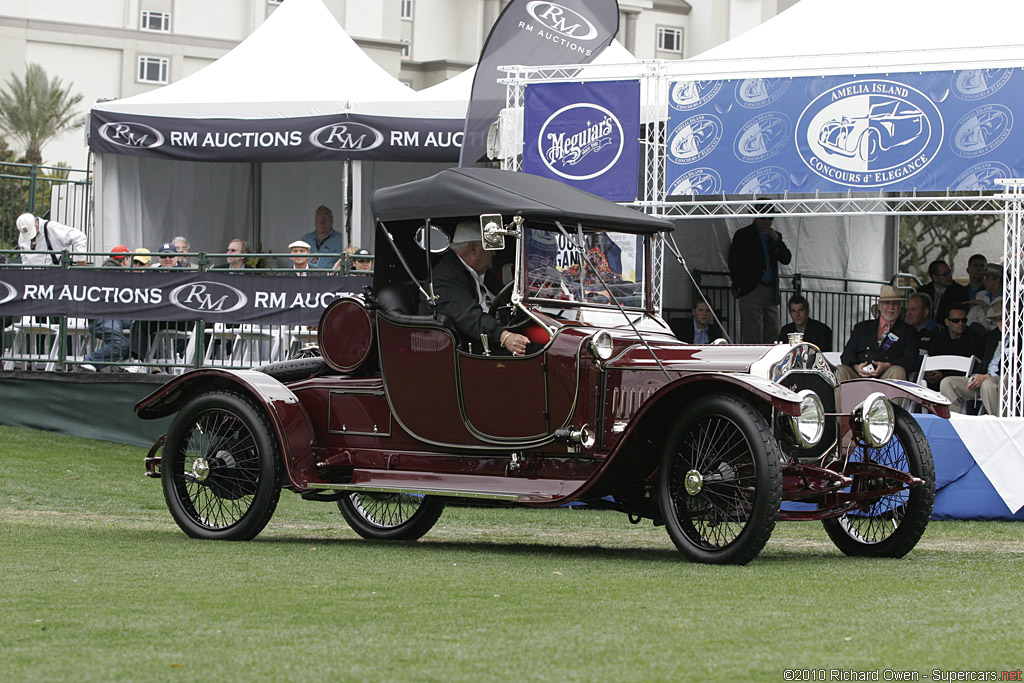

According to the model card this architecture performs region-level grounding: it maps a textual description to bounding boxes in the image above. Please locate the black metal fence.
[0,163,92,251]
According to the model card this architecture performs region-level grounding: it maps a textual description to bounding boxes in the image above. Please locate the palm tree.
[0,63,84,165]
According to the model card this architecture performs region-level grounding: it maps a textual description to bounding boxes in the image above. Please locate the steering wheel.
[488,281,515,321]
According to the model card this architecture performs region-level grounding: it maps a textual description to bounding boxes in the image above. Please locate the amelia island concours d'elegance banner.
[522,80,640,201]
[665,69,1024,196]
[0,269,368,326]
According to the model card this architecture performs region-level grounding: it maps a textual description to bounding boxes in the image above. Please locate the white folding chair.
[822,351,842,366]
[3,316,61,370]
[915,354,976,388]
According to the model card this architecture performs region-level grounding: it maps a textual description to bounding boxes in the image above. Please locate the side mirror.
[480,214,505,251]
[415,224,450,253]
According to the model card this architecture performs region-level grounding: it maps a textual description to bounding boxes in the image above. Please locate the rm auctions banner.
[0,269,369,325]
[90,110,463,163]
[522,80,639,201]
[665,69,1024,196]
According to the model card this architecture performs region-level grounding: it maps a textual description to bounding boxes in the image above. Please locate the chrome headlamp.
[589,330,614,361]
[788,389,825,447]
[850,392,894,447]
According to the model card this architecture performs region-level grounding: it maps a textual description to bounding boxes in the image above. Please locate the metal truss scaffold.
[1000,180,1023,418]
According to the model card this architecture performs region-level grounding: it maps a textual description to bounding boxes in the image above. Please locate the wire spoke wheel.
[658,394,782,565]
[162,392,281,540]
[338,492,444,541]
[823,405,935,557]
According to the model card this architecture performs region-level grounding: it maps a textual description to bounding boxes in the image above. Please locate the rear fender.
[134,369,316,490]
[839,378,950,418]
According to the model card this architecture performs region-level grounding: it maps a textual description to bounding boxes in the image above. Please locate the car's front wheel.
[822,405,935,557]
[657,394,782,565]
[338,492,445,541]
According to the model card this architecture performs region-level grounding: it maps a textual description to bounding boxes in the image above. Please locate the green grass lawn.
[1,424,1022,681]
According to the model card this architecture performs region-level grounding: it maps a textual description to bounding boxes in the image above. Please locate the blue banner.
[665,69,1024,196]
[523,80,640,201]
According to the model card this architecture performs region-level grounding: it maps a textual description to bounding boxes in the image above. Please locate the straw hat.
[878,285,902,302]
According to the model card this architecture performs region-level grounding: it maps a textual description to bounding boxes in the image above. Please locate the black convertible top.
[370,167,673,235]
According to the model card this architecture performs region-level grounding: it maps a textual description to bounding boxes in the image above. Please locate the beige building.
[0,0,798,168]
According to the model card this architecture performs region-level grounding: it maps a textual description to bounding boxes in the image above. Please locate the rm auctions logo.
[952,68,1013,101]
[0,279,16,306]
[169,281,248,314]
[669,80,723,111]
[525,2,598,40]
[736,78,790,108]
[796,79,943,188]
[734,112,791,163]
[538,103,623,180]
[98,122,165,149]
[951,104,1013,158]
[667,168,722,196]
[667,114,723,165]
[310,122,384,152]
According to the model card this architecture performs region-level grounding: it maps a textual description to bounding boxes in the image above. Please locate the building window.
[657,26,683,54]
[400,39,411,58]
[137,56,169,84]
[401,0,413,20]
[140,10,170,32]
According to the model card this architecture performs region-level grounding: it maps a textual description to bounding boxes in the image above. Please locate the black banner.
[89,110,463,163]
[460,0,619,166]
[0,269,369,325]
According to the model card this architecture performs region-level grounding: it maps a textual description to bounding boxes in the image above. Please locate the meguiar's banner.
[666,69,1024,196]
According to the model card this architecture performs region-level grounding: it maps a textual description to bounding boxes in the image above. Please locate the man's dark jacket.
[916,280,970,324]
[777,318,833,351]
[675,320,725,344]
[923,326,985,386]
[420,250,504,352]
[840,318,918,371]
[728,223,792,297]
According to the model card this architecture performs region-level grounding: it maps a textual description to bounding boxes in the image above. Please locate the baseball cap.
[452,220,480,244]
[16,213,37,240]
[288,240,311,250]
[354,248,372,257]
[158,242,177,254]
[132,247,152,265]
[110,245,130,261]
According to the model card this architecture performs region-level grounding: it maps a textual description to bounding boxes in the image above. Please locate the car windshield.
[523,229,648,309]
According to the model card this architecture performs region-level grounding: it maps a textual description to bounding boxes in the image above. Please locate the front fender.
[135,369,316,490]
[839,378,951,418]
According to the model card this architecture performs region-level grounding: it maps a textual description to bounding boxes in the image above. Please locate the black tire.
[161,391,282,540]
[338,492,444,541]
[657,394,783,565]
[823,405,935,557]
[858,129,880,162]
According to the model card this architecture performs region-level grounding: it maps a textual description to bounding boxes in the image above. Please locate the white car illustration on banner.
[817,99,924,162]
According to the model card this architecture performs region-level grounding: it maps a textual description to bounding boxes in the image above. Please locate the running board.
[307,469,584,503]
[307,482,521,502]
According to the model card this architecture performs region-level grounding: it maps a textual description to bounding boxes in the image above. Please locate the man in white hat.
[837,284,918,381]
[288,240,311,274]
[15,213,88,266]
[427,220,528,356]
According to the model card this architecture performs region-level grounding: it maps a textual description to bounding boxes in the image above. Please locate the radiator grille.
[779,370,838,461]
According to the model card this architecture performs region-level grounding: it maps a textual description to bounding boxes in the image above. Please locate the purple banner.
[0,269,369,325]
[522,80,639,201]
[89,110,463,163]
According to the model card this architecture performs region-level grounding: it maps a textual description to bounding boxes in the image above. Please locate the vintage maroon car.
[136,168,950,564]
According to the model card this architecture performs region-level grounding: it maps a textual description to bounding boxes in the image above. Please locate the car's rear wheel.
[858,129,880,162]
[657,394,782,565]
[338,492,445,541]
[161,391,282,540]
[823,405,935,557]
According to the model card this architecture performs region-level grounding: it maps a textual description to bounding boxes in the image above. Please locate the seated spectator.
[921,303,984,391]
[916,259,969,325]
[837,285,918,381]
[214,239,249,270]
[904,292,938,371]
[172,236,192,268]
[155,243,180,268]
[776,293,832,351]
[301,205,344,269]
[941,300,1005,415]
[16,212,88,266]
[132,248,152,268]
[966,263,1002,334]
[352,248,373,272]
[964,253,987,300]
[288,240,311,274]
[677,300,724,344]
[80,246,132,371]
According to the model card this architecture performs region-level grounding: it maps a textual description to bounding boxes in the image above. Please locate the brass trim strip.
[307,482,520,501]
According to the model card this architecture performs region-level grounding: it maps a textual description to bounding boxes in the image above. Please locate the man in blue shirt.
[300,205,344,269]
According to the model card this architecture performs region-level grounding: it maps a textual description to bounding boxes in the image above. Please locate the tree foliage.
[898,211,999,277]
[0,63,84,165]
